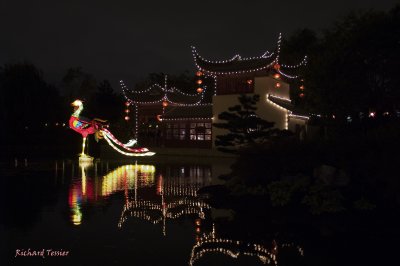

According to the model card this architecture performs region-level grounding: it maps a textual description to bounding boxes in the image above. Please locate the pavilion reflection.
[189,224,304,265]
[118,166,212,236]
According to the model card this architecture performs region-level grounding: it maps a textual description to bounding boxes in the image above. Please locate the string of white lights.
[288,114,310,120]
[122,76,210,107]
[103,133,155,156]
[192,33,308,77]
[268,94,292,102]
[102,129,150,153]
[190,46,275,64]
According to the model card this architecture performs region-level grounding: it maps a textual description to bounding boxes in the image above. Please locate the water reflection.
[190,224,304,265]
[64,161,303,265]
[68,162,156,225]
[102,164,156,196]
[118,166,212,236]
[68,161,94,225]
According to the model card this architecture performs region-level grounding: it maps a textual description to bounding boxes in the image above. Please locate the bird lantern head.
[71,99,83,107]
[71,99,83,111]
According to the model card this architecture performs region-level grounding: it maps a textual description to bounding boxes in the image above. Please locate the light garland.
[121,75,210,107]
[160,117,212,122]
[288,114,310,120]
[189,229,278,266]
[191,33,307,79]
[266,94,291,130]
[134,104,138,139]
[190,46,275,64]
[268,94,292,103]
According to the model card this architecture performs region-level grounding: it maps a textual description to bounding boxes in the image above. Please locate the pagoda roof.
[122,82,208,105]
[191,46,276,75]
[162,105,212,119]
[191,34,307,78]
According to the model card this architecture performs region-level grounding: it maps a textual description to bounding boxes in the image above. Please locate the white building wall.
[212,76,290,147]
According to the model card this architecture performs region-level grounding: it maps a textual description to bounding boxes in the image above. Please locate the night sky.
[0,0,398,90]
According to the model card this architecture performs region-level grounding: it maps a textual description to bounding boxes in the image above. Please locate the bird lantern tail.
[101,128,155,156]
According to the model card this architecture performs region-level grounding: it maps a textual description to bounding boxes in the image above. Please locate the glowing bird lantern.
[125,109,130,113]
[299,85,305,90]
[273,64,280,70]
[247,79,253,85]
[275,82,281,88]
[124,116,130,121]
[273,73,281,79]
[196,71,203,77]
[162,101,168,107]
[125,101,130,107]
[197,87,203,93]
[196,79,203,85]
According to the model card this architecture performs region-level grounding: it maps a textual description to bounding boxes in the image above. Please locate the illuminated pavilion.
[122,34,309,149]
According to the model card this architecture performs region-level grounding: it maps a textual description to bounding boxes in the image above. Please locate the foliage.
[268,176,310,207]
[282,5,400,120]
[62,67,97,103]
[0,62,63,142]
[213,94,276,153]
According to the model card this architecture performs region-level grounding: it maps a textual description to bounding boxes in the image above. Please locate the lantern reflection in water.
[68,162,94,226]
[68,163,155,225]
[102,164,155,197]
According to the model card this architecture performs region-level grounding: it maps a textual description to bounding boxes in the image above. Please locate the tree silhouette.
[213,94,275,153]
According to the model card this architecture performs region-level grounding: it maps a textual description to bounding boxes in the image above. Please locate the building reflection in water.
[67,161,212,231]
[189,224,304,265]
[118,165,212,236]
[66,161,303,264]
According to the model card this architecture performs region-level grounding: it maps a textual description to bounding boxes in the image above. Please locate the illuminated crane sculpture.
[69,99,155,161]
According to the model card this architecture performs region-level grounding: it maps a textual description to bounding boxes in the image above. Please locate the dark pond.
[0,158,396,266]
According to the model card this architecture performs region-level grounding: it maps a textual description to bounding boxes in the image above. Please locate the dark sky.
[0,0,398,90]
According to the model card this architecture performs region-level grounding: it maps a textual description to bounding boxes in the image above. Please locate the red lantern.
[125,109,130,113]
[247,79,253,85]
[273,64,280,70]
[162,101,168,107]
[299,85,305,90]
[275,82,281,88]
[125,101,130,107]
[196,79,202,85]
[124,116,130,121]
[196,71,203,77]
[299,93,305,98]
[273,73,281,79]
[197,87,203,93]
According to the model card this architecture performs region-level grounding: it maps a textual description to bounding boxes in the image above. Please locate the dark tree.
[0,63,63,142]
[91,79,124,122]
[62,67,97,103]
[281,5,400,120]
[213,94,275,153]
